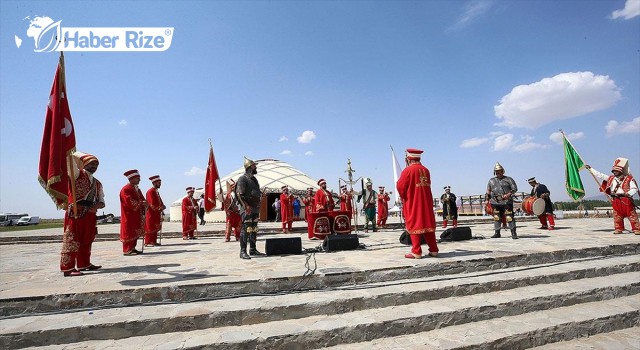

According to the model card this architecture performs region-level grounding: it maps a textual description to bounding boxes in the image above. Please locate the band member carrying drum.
[527,177,555,230]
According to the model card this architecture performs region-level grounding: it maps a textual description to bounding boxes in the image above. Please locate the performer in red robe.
[302,187,315,222]
[182,187,198,239]
[376,186,391,228]
[144,175,165,246]
[119,169,146,255]
[280,185,294,233]
[223,180,242,242]
[339,185,353,214]
[396,148,438,259]
[61,152,105,276]
[587,158,640,234]
[314,179,335,212]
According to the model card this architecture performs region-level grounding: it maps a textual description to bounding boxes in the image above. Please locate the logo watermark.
[16,16,174,52]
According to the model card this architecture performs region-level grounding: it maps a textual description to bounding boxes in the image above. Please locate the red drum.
[307,211,330,239]
[329,210,352,233]
[485,202,493,215]
[522,196,545,216]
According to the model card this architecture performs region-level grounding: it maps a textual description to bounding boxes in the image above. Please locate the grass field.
[0,222,63,232]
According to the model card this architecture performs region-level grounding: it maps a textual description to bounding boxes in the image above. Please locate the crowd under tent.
[170,159,324,223]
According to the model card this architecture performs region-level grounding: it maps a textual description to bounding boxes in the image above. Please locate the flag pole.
[560,130,612,204]
[60,51,78,217]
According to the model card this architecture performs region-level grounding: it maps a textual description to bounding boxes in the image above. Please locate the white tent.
[170,159,321,223]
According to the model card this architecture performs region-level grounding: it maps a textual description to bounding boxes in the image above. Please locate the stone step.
[2,244,637,318]
[530,326,640,350]
[322,295,640,350]
[5,267,640,349]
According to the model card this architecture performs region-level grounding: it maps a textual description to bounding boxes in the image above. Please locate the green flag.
[563,136,585,201]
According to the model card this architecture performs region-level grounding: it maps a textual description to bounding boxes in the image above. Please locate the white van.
[16,216,40,226]
[0,213,29,226]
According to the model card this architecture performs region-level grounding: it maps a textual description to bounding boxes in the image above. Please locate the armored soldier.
[235,157,265,259]
[486,162,518,239]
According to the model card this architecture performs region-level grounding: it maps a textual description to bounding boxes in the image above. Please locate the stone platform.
[0,216,638,349]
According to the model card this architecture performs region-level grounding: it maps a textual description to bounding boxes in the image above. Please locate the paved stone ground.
[0,216,638,300]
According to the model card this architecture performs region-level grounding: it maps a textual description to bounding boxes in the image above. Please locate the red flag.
[204,144,220,212]
[38,54,76,209]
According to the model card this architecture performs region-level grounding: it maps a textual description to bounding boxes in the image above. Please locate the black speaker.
[440,227,472,241]
[323,234,360,252]
[399,231,427,245]
[265,237,302,256]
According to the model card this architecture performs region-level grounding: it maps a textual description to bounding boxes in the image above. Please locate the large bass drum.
[522,196,545,216]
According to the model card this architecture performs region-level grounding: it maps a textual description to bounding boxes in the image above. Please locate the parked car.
[16,216,40,226]
[0,213,29,226]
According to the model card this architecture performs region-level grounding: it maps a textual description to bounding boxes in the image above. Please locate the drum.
[329,210,351,233]
[522,197,546,216]
[484,202,493,215]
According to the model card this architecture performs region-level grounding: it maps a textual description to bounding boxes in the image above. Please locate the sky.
[1,0,639,219]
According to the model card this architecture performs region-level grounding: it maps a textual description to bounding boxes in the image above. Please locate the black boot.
[491,230,501,238]
[249,233,265,256]
[240,231,251,259]
[511,228,518,239]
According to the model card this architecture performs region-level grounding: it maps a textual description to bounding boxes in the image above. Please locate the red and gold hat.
[318,179,326,186]
[281,185,288,191]
[406,148,423,160]
[123,169,140,179]
[612,158,629,175]
[80,153,98,167]
[149,175,161,183]
[186,187,195,193]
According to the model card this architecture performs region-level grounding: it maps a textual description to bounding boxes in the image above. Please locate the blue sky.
[1,0,639,219]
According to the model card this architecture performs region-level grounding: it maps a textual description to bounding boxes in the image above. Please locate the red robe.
[61,169,103,271]
[397,162,438,256]
[182,196,198,238]
[302,195,315,222]
[222,192,241,240]
[340,192,353,213]
[377,192,390,224]
[120,183,145,253]
[314,188,335,212]
[280,192,294,230]
[144,187,164,244]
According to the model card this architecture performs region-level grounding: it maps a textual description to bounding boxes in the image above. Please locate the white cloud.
[513,140,549,152]
[280,150,292,155]
[605,117,640,137]
[305,151,314,156]
[184,166,205,176]
[449,0,493,31]
[611,0,640,20]
[494,72,621,129]
[493,134,515,151]
[118,119,128,126]
[297,130,317,144]
[279,136,288,142]
[549,131,585,144]
[460,137,490,148]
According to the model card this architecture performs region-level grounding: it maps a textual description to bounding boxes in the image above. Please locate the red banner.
[204,145,220,212]
[38,54,76,209]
